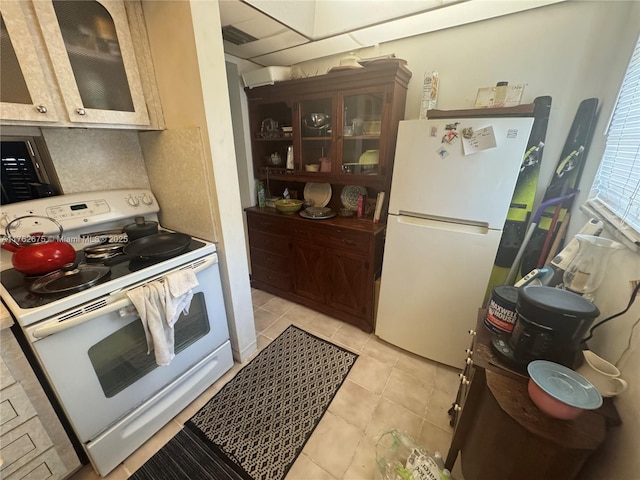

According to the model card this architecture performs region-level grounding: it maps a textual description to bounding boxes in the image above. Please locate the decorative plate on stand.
[303,183,332,208]
[341,185,368,211]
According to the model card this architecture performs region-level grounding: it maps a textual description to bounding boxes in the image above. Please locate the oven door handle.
[31,255,218,339]
[32,297,132,339]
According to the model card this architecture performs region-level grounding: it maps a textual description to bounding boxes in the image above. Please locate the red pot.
[2,216,76,276]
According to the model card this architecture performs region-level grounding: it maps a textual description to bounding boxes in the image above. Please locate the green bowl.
[274,199,303,214]
[358,149,379,165]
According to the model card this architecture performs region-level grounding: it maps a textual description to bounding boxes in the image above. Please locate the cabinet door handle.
[343,239,356,246]
[76,108,86,115]
[36,105,47,113]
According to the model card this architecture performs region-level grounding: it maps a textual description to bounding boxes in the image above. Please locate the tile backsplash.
[41,128,151,193]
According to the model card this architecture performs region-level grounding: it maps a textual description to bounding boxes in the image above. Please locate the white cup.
[576,350,628,397]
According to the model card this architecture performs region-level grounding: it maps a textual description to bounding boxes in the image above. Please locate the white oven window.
[88,292,210,398]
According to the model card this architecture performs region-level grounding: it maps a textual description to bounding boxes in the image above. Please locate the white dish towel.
[127,270,199,366]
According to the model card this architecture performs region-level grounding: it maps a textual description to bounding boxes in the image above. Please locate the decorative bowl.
[274,199,303,215]
[303,113,331,129]
[305,164,320,172]
[305,207,331,218]
[527,360,602,420]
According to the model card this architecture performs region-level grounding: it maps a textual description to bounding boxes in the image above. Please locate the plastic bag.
[374,430,452,480]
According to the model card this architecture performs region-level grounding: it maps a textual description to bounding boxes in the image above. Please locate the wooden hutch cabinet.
[246,61,411,190]
[246,207,386,332]
[245,61,411,332]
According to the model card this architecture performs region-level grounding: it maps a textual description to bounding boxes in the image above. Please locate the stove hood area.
[219,0,566,67]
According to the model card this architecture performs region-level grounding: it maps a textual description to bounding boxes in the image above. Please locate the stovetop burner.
[1,238,207,310]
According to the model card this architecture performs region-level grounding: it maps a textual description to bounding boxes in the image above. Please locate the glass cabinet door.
[33,0,149,125]
[252,100,293,177]
[341,92,383,178]
[0,1,58,122]
[300,97,333,174]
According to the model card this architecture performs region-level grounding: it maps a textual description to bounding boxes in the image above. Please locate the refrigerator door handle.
[397,212,490,235]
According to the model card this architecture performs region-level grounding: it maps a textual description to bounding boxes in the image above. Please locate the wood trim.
[428,103,536,119]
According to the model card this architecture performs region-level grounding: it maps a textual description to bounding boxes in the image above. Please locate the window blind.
[587,35,640,244]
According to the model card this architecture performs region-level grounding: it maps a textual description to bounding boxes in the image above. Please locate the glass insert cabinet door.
[0,1,58,122]
[33,0,149,125]
[300,96,333,173]
[341,92,383,177]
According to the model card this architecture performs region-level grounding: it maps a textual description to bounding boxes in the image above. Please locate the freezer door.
[375,215,502,368]
[388,118,534,229]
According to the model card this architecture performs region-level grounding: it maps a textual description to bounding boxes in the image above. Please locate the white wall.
[287,2,640,477]
[141,0,257,363]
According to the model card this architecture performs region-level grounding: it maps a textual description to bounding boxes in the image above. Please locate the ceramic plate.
[341,185,368,211]
[303,183,332,208]
[527,360,602,410]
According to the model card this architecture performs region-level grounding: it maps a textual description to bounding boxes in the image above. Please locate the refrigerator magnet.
[430,126,438,137]
[437,146,449,159]
[442,130,458,144]
[442,122,460,144]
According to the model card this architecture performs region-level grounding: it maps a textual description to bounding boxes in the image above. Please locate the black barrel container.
[509,285,600,367]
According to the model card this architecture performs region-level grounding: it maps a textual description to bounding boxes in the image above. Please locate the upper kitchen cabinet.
[0,1,58,123]
[246,61,411,189]
[33,0,149,126]
[1,0,159,129]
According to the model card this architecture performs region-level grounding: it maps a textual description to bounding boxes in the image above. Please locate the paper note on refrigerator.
[462,125,497,155]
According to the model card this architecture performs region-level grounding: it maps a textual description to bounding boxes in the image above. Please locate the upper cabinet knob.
[36,105,48,114]
[76,108,86,116]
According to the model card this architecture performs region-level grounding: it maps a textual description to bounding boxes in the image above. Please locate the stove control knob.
[127,195,140,207]
[141,194,153,205]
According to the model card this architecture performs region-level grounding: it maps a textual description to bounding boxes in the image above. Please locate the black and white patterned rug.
[130,325,358,480]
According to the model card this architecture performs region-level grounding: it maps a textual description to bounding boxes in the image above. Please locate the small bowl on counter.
[274,199,303,215]
[265,196,281,208]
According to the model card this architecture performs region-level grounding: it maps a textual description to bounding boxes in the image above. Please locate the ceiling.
[218,0,566,67]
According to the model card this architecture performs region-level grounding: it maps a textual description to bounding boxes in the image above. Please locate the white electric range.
[0,189,233,476]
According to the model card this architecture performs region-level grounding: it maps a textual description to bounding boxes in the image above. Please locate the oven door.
[23,255,230,443]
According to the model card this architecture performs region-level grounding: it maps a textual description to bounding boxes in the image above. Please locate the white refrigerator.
[375,117,534,368]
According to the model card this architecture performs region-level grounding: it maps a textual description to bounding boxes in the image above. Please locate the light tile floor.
[71,289,465,480]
